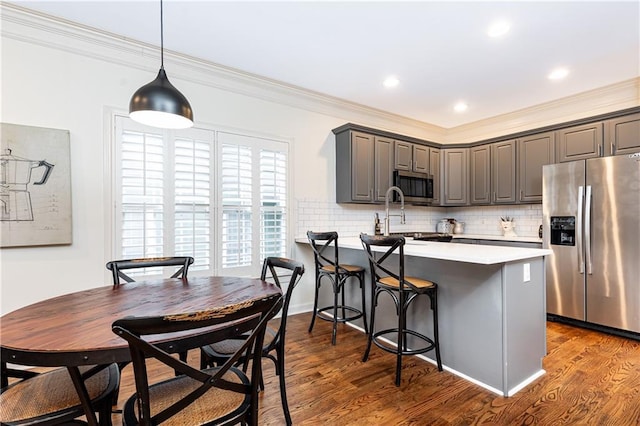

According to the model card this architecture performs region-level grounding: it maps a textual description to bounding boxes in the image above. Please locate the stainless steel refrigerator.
[542,153,640,335]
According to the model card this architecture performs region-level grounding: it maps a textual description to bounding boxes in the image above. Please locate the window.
[113,116,289,278]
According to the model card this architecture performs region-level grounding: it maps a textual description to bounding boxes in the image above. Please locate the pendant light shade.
[129,0,193,129]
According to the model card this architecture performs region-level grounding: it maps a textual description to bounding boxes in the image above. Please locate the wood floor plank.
[111,313,640,425]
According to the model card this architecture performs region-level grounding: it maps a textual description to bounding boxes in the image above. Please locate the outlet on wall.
[523,263,531,282]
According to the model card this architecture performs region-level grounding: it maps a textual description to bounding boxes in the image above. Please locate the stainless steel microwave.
[393,170,433,204]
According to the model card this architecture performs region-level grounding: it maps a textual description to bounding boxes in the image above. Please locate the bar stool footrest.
[372,328,436,356]
[316,305,364,323]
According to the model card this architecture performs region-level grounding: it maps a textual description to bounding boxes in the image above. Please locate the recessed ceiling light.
[487,20,511,38]
[454,102,468,113]
[548,67,570,80]
[383,76,400,88]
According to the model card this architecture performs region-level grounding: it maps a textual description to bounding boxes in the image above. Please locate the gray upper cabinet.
[429,148,441,205]
[470,145,490,204]
[374,136,394,202]
[441,148,468,206]
[606,113,640,156]
[557,122,603,162]
[518,131,555,203]
[470,141,516,205]
[492,140,517,204]
[394,141,429,173]
[335,131,374,203]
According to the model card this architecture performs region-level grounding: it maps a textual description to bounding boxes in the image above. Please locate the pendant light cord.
[160,0,164,70]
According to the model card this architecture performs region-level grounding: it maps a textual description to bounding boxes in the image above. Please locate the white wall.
[1,5,637,314]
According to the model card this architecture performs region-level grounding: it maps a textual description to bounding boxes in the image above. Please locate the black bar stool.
[307,231,368,345]
[360,233,442,386]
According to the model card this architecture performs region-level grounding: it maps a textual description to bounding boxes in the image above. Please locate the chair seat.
[320,264,364,273]
[123,368,248,426]
[205,326,277,357]
[0,364,119,424]
[379,276,435,290]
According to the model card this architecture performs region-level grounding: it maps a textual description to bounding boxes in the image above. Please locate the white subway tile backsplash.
[296,199,543,238]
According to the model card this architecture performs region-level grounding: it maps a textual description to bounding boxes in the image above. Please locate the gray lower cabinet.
[557,122,603,162]
[518,132,555,203]
[606,112,640,155]
[441,148,468,205]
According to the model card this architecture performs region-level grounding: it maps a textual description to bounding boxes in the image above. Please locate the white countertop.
[295,237,551,265]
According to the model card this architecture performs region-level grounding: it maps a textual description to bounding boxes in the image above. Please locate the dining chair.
[112,288,283,426]
[200,257,305,426]
[105,256,195,401]
[360,233,442,386]
[307,231,368,345]
[0,364,120,425]
[105,256,194,286]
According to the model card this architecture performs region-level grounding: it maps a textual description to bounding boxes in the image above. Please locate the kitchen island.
[296,237,552,396]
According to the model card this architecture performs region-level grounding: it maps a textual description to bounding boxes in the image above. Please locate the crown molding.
[445,78,640,144]
[2,3,637,145]
[1,3,445,140]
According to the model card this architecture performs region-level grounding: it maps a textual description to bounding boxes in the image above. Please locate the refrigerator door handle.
[585,185,593,275]
[577,185,584,274]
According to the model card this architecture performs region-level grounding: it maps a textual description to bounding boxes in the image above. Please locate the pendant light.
[129,0,193,129]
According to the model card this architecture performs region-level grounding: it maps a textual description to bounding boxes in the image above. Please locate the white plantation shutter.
[114,117,289,278]
[218,132,289,276]
[220,143,253,269]
[119,129,165,261]
[173,136,212,271]
[260,149,287,259]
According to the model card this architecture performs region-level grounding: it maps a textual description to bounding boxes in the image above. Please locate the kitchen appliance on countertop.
[543,153,640,337]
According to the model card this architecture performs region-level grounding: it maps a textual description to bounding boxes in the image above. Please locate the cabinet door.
[518,132,555,203]
[413,144,430,173]
[374,136,394,202]
[607,113,640,155]
[557,122,603,162]
[491,140,517,204]
[429,148,440,205]
[351,132,374,202]
[393,140,412,171]
[442,148,468,205]
[470,145,491,204]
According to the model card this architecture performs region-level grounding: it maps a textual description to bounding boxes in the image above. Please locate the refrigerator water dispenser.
[550,216,575,246]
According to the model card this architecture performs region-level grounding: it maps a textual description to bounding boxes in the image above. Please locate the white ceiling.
[13,1,640,128]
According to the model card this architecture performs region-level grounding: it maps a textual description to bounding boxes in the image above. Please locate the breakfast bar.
[297,237,552,396]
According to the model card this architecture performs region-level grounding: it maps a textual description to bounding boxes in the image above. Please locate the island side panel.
[503,258,547,393]
[339,247,507,392]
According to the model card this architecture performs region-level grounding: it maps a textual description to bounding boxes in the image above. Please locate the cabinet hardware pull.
[611,142,615,155]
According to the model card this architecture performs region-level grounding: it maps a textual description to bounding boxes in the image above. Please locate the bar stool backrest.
[360,234,411,291]
[307,231,341,273]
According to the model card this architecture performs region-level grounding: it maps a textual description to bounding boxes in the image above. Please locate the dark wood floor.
[114,313,640,425]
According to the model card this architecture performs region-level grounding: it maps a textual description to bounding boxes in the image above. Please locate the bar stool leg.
[362,288,379,362]
[431,288,442,371]
[308,275,321,333]
[332,276,339,345]
[359,271,368,334]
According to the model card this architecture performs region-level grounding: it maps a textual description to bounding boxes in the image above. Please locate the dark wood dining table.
[1,276,282,425]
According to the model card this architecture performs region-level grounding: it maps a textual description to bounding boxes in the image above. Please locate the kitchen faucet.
[384,186,405,236]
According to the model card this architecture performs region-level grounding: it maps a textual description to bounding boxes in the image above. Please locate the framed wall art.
[1,123,72,247]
